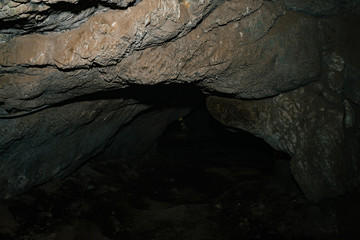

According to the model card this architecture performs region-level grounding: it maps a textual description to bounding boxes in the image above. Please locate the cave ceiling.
[0,0,360,202]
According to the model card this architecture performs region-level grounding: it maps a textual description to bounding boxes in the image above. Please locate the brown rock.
[0,0,359,201]
[0,0,320,112]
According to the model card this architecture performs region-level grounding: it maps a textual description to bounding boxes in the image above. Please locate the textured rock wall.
[0,97,149,198]
[206,1,360,201]
[207,80,359,202]
[1,0,360,200]
[0,0,321,112]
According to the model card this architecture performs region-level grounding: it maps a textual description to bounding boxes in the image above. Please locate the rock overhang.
[0,0,359,202]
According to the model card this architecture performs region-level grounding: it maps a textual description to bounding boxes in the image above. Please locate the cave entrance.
[3,86,308,240]
[83,102,297,240]
[3,89,305,240]
[143,106,277,201]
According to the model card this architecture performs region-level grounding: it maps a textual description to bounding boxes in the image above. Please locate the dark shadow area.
[0,83,204,117]
[0,85,359,240]
[49,0,99,13]
[63,83,207,108]
[2,97,353,240]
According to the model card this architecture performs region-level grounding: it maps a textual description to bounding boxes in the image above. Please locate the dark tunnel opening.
[0,84,308,240]
[1,85,359,240]
[1,0,360,238]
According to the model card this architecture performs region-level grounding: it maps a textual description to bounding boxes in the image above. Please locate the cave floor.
[1,115,359,240]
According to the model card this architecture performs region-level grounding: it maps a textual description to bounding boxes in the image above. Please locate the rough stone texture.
[0,0,221,69]
[0,0,321,112]
[0,98,149,198]
[119,2,320,98]
[206,79,359,202]
[0,0,51,21]
[0,0,139,42]
[0,0,360,200]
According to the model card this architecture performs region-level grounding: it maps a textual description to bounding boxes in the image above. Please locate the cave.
[1,0,360,239]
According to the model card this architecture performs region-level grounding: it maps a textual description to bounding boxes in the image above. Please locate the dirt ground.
[1,110,359,240]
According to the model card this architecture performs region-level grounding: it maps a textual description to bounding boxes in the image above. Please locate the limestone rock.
[206,81,359,202]
[0,0,320,112]
[100,0,136,8]
[0,0,360,201]
[0,0,138,43]
[0,98,149,198]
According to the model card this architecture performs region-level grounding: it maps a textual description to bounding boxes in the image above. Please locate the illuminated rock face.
[0,0,359,201]
[207,81,359,202]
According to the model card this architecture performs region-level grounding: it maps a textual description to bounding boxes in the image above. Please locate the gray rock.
[0,0,359,201]
[206,81,359,202]
[0,98,149,198]
[0,0,136,40]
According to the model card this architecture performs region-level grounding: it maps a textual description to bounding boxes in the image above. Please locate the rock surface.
[2,120,352,239]
[1,0,360,201]
[206,79,359,202]
[0,0,320,111]
[0,97,149,198]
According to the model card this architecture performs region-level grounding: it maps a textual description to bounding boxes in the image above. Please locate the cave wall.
[207,80,360,202]
[0,98,150,197]
[0,0,360,201]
